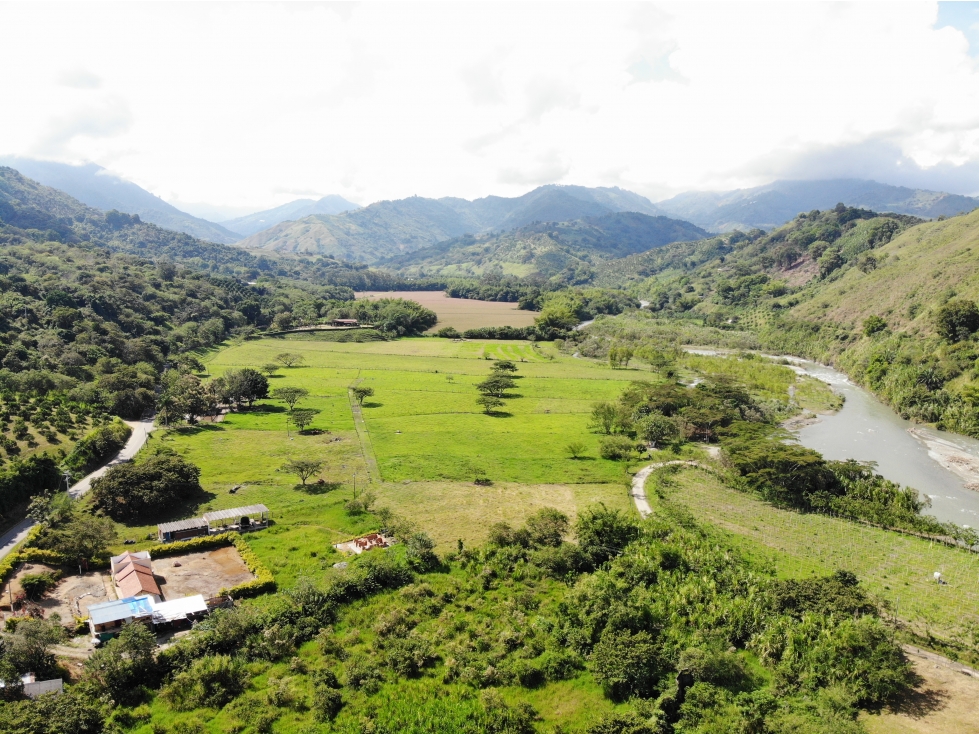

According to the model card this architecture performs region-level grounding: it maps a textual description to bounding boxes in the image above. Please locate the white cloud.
[1,2,978,210]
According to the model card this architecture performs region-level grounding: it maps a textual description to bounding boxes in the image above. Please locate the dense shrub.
[160,655,247,711]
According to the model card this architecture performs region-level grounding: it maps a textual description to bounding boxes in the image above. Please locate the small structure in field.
[202,504,270,534]
[331,318,359,327]
[157,517,209,542]
[111,551,161,601]
[333,532,393,555]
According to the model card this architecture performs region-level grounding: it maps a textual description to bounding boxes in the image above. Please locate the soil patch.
[156,546,253,599]
[863,650,979,733]
[1,563,115,620]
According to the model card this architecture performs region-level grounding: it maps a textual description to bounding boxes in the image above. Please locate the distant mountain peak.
[655,178,979,232]
[235,184,678,263]
[0,156,243,244]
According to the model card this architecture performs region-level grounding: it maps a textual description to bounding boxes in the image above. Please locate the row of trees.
[475,360,518,414]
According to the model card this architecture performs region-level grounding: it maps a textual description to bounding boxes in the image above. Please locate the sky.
[3,1,979,217]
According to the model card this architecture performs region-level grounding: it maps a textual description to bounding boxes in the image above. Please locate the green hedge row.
[0,524,45,587]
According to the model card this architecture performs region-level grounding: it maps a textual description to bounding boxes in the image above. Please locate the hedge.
[153,531,275,598]
[0,523,45,587]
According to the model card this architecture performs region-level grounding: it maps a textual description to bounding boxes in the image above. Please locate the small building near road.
[157,517,209,542]
[331,318,359,327]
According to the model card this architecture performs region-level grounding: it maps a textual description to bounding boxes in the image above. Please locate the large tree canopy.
[91,455,203,522]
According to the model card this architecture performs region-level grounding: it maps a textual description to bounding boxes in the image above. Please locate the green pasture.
[650,466,979,642]
[205,337,642,485]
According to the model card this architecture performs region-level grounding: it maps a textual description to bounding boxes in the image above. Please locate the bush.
[19,572,60,600]
[599,435,635,460]
[160,655,247,711]
[436,326,460,338]
[90,455,203,522]
[312,686,344,722]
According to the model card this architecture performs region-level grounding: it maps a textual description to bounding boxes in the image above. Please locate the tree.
[635,412,679,447]
[935,299,979,342]
[476,395,504,414]
[566,441,587,459]
[90,456,203,522]
[272,386,309,410]
[41,512,117,563]
[222,368,269,408]
[2,617,66,678]
[290,408,317,433]
[282,458,324,486]
[261,363,281,378]
[84,622,157,705]
[351,386,374,405]
[492,360,518,374]
[476,374,515,398]
[590,402,617,434]
[276,352,305,368]
[609,347,634,369]
[524,508,568,547]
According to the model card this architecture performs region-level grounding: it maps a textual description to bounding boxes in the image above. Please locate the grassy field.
[355,290,537,332]
[105,338,839,586]
[649,465,979,643]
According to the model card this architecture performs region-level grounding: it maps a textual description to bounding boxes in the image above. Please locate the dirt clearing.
[1,563,115,620]
[863,649,979,733]
[156,546,253,599]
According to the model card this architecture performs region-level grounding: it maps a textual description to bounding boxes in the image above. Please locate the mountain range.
[0,157,244,245]
[234,184,670,262]
[656,178,979,232]
[384,212,708,282]
[219,195,360,237]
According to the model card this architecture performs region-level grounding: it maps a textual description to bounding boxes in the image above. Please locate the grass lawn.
[649,465,979,642]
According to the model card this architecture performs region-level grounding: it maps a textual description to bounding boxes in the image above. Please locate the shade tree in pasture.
[282,457,324,486]
[289,408,318,433]
[272,386,309,410]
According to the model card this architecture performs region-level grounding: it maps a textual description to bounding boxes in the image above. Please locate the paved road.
[0,417,157,562]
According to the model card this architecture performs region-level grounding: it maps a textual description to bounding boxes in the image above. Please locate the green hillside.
[385,213,707,283]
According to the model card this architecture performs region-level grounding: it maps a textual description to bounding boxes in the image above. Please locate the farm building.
[157,504,270,541]
[88,596,155,640]
[331,318,359,327]
[112,551,161,601]
[202,504,270,533]
[87,594,209,640]
[157,517,209,542]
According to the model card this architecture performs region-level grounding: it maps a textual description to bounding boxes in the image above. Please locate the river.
[685,349,979,528]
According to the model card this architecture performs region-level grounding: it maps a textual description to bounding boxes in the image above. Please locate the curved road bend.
[0,417,157,562]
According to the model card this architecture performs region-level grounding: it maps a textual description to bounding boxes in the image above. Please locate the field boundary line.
[349,375,381,484]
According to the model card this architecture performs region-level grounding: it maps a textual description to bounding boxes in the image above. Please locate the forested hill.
[234,184,679,262]
[594,204,920,298]
[0,157,242,244]
[656,178,977,232]
[0,167,402,291]
[383,212,708,283]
